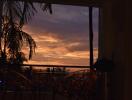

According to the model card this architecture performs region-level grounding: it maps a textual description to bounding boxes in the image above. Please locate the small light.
[0,80,2,83]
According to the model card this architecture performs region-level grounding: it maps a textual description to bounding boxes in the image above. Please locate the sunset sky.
[23,4,99,66]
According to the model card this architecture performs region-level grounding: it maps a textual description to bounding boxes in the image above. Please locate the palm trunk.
[89,7,94,69]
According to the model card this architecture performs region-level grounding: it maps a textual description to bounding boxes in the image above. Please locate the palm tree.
[0,1,53,90]
[0,1,52,64]
[0,18,36,90]
[0,1,35,63]
[0,15,36,65]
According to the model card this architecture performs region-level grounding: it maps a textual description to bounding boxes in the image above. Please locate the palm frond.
[40,3,53,14]
[19,1,37,28]
[3,1,21,23]
[20,31,36,59]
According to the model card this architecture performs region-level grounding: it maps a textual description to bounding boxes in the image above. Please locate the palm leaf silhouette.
[0,1,51,63]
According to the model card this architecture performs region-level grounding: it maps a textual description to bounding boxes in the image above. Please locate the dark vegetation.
[0,67,97,100]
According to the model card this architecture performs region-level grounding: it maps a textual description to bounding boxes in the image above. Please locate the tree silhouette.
[0,15,36,65]
[0,1,52,90]
[0,1,52,64]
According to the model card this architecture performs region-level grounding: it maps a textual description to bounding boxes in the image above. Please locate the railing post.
[52,67,56,100]
[89,6,94,70]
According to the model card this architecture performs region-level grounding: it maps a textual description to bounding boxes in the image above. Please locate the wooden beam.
[14,0,103,7]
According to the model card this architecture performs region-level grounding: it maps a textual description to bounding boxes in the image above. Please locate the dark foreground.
[0,67,105,100]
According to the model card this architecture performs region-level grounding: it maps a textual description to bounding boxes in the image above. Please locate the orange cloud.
[22,27,98,66]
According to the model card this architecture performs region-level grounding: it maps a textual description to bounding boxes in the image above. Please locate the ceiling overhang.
[15,0,103,7]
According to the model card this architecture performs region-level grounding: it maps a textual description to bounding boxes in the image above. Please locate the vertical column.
[89,6,94,69]
[98,2,114,100]
[100,0,128,100]
[124,0,132,100]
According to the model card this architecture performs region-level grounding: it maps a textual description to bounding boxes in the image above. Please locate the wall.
[99,0,132,100]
